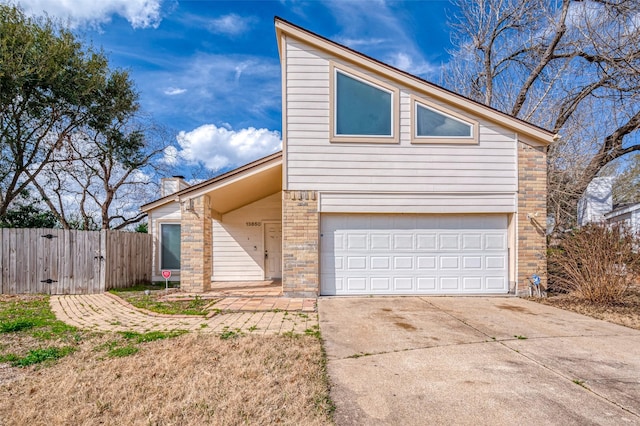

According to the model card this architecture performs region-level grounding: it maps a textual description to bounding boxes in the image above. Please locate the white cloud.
[139,53,281,131]
[164,87,186,96]
[171,124,281,171]
[208,13,257,37]
[162,145,179,165]
[15,0,163,28]
[335,37,387,49]
[388,52,437,77]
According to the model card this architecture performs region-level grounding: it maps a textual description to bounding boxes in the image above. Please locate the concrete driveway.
[318,297,640,425]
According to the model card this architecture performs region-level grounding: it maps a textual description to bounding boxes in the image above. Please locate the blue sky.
[13,0,459,176]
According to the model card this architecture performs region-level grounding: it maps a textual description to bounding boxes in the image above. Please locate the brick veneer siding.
[517,142,548,295]
[180,195,212,292]
[282,190,319,297]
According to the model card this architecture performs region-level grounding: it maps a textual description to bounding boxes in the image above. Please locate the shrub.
[548,223,640,304]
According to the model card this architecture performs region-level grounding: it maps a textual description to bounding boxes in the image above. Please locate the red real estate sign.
[161,270,171,279]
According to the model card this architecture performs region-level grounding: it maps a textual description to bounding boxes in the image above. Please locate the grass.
[0,295,333,425]
[110,284,209,316]
[0,333,333,425]
[0,295,83,368]
[533,285,640,331]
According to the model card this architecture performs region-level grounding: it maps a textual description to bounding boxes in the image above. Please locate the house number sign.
[245,222,261,227]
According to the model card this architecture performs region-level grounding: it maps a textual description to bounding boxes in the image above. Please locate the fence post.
[99,229,107,292]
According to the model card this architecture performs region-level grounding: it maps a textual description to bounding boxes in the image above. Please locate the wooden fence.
[0,228,152,294]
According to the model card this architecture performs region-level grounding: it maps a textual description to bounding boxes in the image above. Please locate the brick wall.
[180,195,212,292]
[282,190,319,297]
[517,142,547,294]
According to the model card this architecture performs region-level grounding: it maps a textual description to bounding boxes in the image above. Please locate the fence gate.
[0,228,151,294]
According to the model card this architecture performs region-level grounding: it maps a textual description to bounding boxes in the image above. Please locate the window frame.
[330,62,400,144]
[411,95,479,145]
[159,222,181,271]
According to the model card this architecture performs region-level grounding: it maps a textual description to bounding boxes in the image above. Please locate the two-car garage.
[320,214,509,295]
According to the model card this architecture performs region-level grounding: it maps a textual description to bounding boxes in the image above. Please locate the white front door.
[264,223,282,279]
[321,214,509,295]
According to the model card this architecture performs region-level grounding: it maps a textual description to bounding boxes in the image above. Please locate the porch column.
[180,194,212,292]
[282,190,319,297]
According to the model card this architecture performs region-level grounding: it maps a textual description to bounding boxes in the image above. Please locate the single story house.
[141,18,554,297]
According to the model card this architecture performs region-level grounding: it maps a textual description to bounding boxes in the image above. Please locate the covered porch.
[178,153,283,293]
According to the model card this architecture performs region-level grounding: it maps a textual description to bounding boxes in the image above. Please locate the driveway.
[318,297,640,425]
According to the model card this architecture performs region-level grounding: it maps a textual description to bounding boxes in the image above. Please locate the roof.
[605,202,640,220]
[141,151,283,212]
[274,17,556,146]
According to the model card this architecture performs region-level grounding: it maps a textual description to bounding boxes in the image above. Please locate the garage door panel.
[394,277,413,291]
[440,256,460,269]
[347,277,367,291]
[371,256,390,269]
[463,256,483,269]
[485,234,506,250]
[321,214,508,295]
[417,277,437,290]
[347,234,367,250]
[370,234,391,250]
[440,277,460,290]
[394,257,413,269]
[462,234,482,250]
[439,234,459,250]
[486,256,506,269]
[486,276,507,289]
[371,277,391,291]
[417,256,436,269]
[463,276,483,290]
[393,234,414,250]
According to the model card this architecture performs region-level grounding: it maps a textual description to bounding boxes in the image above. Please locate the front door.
[264,223,282,279]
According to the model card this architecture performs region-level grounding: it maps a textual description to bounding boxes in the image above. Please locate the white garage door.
[320,214,509,295]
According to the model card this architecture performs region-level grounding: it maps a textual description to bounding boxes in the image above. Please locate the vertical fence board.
[0,228,151,294]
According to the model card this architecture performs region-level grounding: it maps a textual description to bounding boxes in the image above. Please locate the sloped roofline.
[274,17,556,146]
[141,151,283,212]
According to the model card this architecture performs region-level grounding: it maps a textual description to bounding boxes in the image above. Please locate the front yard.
[535,285,640,331]
[0,295,333,425]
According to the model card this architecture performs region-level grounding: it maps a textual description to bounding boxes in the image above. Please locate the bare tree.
[446,0,640,228]
[30,119,170,230]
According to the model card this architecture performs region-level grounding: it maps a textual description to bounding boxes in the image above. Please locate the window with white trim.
[415,103,474,138]
[334,69,394,138]
[160,223,181,270]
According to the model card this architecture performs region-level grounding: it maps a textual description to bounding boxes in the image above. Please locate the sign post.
[161,270,171,294]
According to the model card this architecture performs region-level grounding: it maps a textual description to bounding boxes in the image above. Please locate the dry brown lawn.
[0,315,333,425]
[535,285,640,330]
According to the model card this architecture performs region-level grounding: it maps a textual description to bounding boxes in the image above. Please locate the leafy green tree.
[0,192,59,228]
[0,205,59,228]
[0,5,141,223]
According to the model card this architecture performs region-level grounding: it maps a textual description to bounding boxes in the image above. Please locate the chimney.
[161,176,190,197]
[577,177,613,226]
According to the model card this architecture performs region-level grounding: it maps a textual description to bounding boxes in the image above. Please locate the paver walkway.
[50,293,317,335]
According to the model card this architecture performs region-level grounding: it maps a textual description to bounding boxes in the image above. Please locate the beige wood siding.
[212,192,281,281]
[149,202,181,281]
[284,38,517,209]
[319,193,516,214]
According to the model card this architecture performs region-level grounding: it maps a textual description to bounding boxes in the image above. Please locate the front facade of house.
[141,19,553,297]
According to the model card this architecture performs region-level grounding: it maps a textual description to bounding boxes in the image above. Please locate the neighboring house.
[578,177,640,233]
[140,18,554,297]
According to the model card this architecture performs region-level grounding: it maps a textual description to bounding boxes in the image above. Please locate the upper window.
[331,64,399,143]
[160,223,181,270]
[412,97,478,144]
